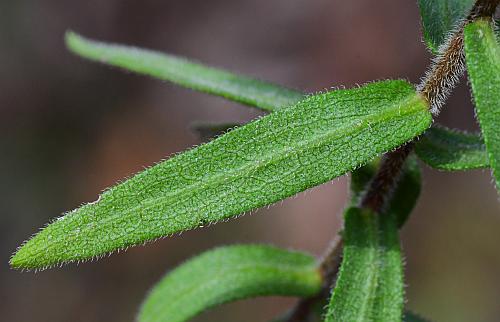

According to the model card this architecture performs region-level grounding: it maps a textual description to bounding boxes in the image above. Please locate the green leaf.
[66,31,304,112]
[277,156,420,322]
[404,311,431,322]
[349,159,379,207]
[190,122,241,142]
[464,20,500,193]
[350,154,421,227]
[415,125,488,171]
[10,80,431,269]
[418,0,474,53]
[389,154,422,228]
[138,245,321,322]
[325,207,404,322]
[325,156,421,321]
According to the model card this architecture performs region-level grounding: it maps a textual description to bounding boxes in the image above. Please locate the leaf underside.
[10,80,431,269]
[415,125,488,171]
[418,0,474,53]
[65,31,303,112]
[138,245,321,322]
[464,20,500,193]
[325,207,404,322]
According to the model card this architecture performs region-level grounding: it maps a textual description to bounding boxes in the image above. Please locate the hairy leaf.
[325,207,404,322]
[138,245,321,322]
[418,0,474,53]
[415,125,488,170]
[464,20,500,193]
[66,31,303,112]
[278,156,420,322]
[10,80,431,269]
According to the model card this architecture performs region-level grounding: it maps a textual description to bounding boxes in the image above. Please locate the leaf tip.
[9,241,34,270]
[65,30,86,54]
[9,230,56,271]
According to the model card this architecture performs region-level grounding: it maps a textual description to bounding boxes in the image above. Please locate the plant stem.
[282,2,499,321]
[418,0,499,115]
[360,143,414,213]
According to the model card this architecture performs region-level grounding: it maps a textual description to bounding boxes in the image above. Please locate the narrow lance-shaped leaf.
[269,161,383,322]
[272,155,421,322]
[464,20,500,193]
[10,80,431,269]
[66,31,304,112]
[415,125,488,171]
[418,0,474,53]
[138,245,322,322]
[325,155,421,321]
[325,207,404,322]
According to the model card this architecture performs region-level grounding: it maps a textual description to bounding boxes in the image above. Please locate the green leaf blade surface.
[326,156,420,321]
[10,80,431,269]
[415,125,488,171]
[418,0,474,53]
[325,207,404,322]
[138,245,321,322]
[389,154,422,228]
[464,20,500,193]
[66,31,303,112]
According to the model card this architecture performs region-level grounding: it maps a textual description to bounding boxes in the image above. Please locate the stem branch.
[283,2,499,321]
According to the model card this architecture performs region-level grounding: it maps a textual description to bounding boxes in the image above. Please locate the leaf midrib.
[98,99,421,215]
[25,96,425,266]
[355,247,380,322]
[54,97,425,247]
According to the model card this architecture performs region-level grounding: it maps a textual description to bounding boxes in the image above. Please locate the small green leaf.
[190,122,240,142]
[350,154,421,227]
[273,153,421,322]
[325,207,404,322]
[418,0,474,53]
[66,31,304,112]
[404,311,431,322]
[138,245,321,322]
[464,20,500,193]
[389,154,422,228]
[349,159,380,207]
[10,80,431,269]
[415,125,488,171]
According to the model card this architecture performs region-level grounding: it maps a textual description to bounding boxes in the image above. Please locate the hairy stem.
[417,0,499,115]
[360,143,414,213]
[282,2,499,321]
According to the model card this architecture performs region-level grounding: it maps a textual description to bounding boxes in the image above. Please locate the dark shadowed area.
[1,1,499,321]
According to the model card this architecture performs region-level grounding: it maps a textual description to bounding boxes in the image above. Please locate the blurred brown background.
[1,1,499,321]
